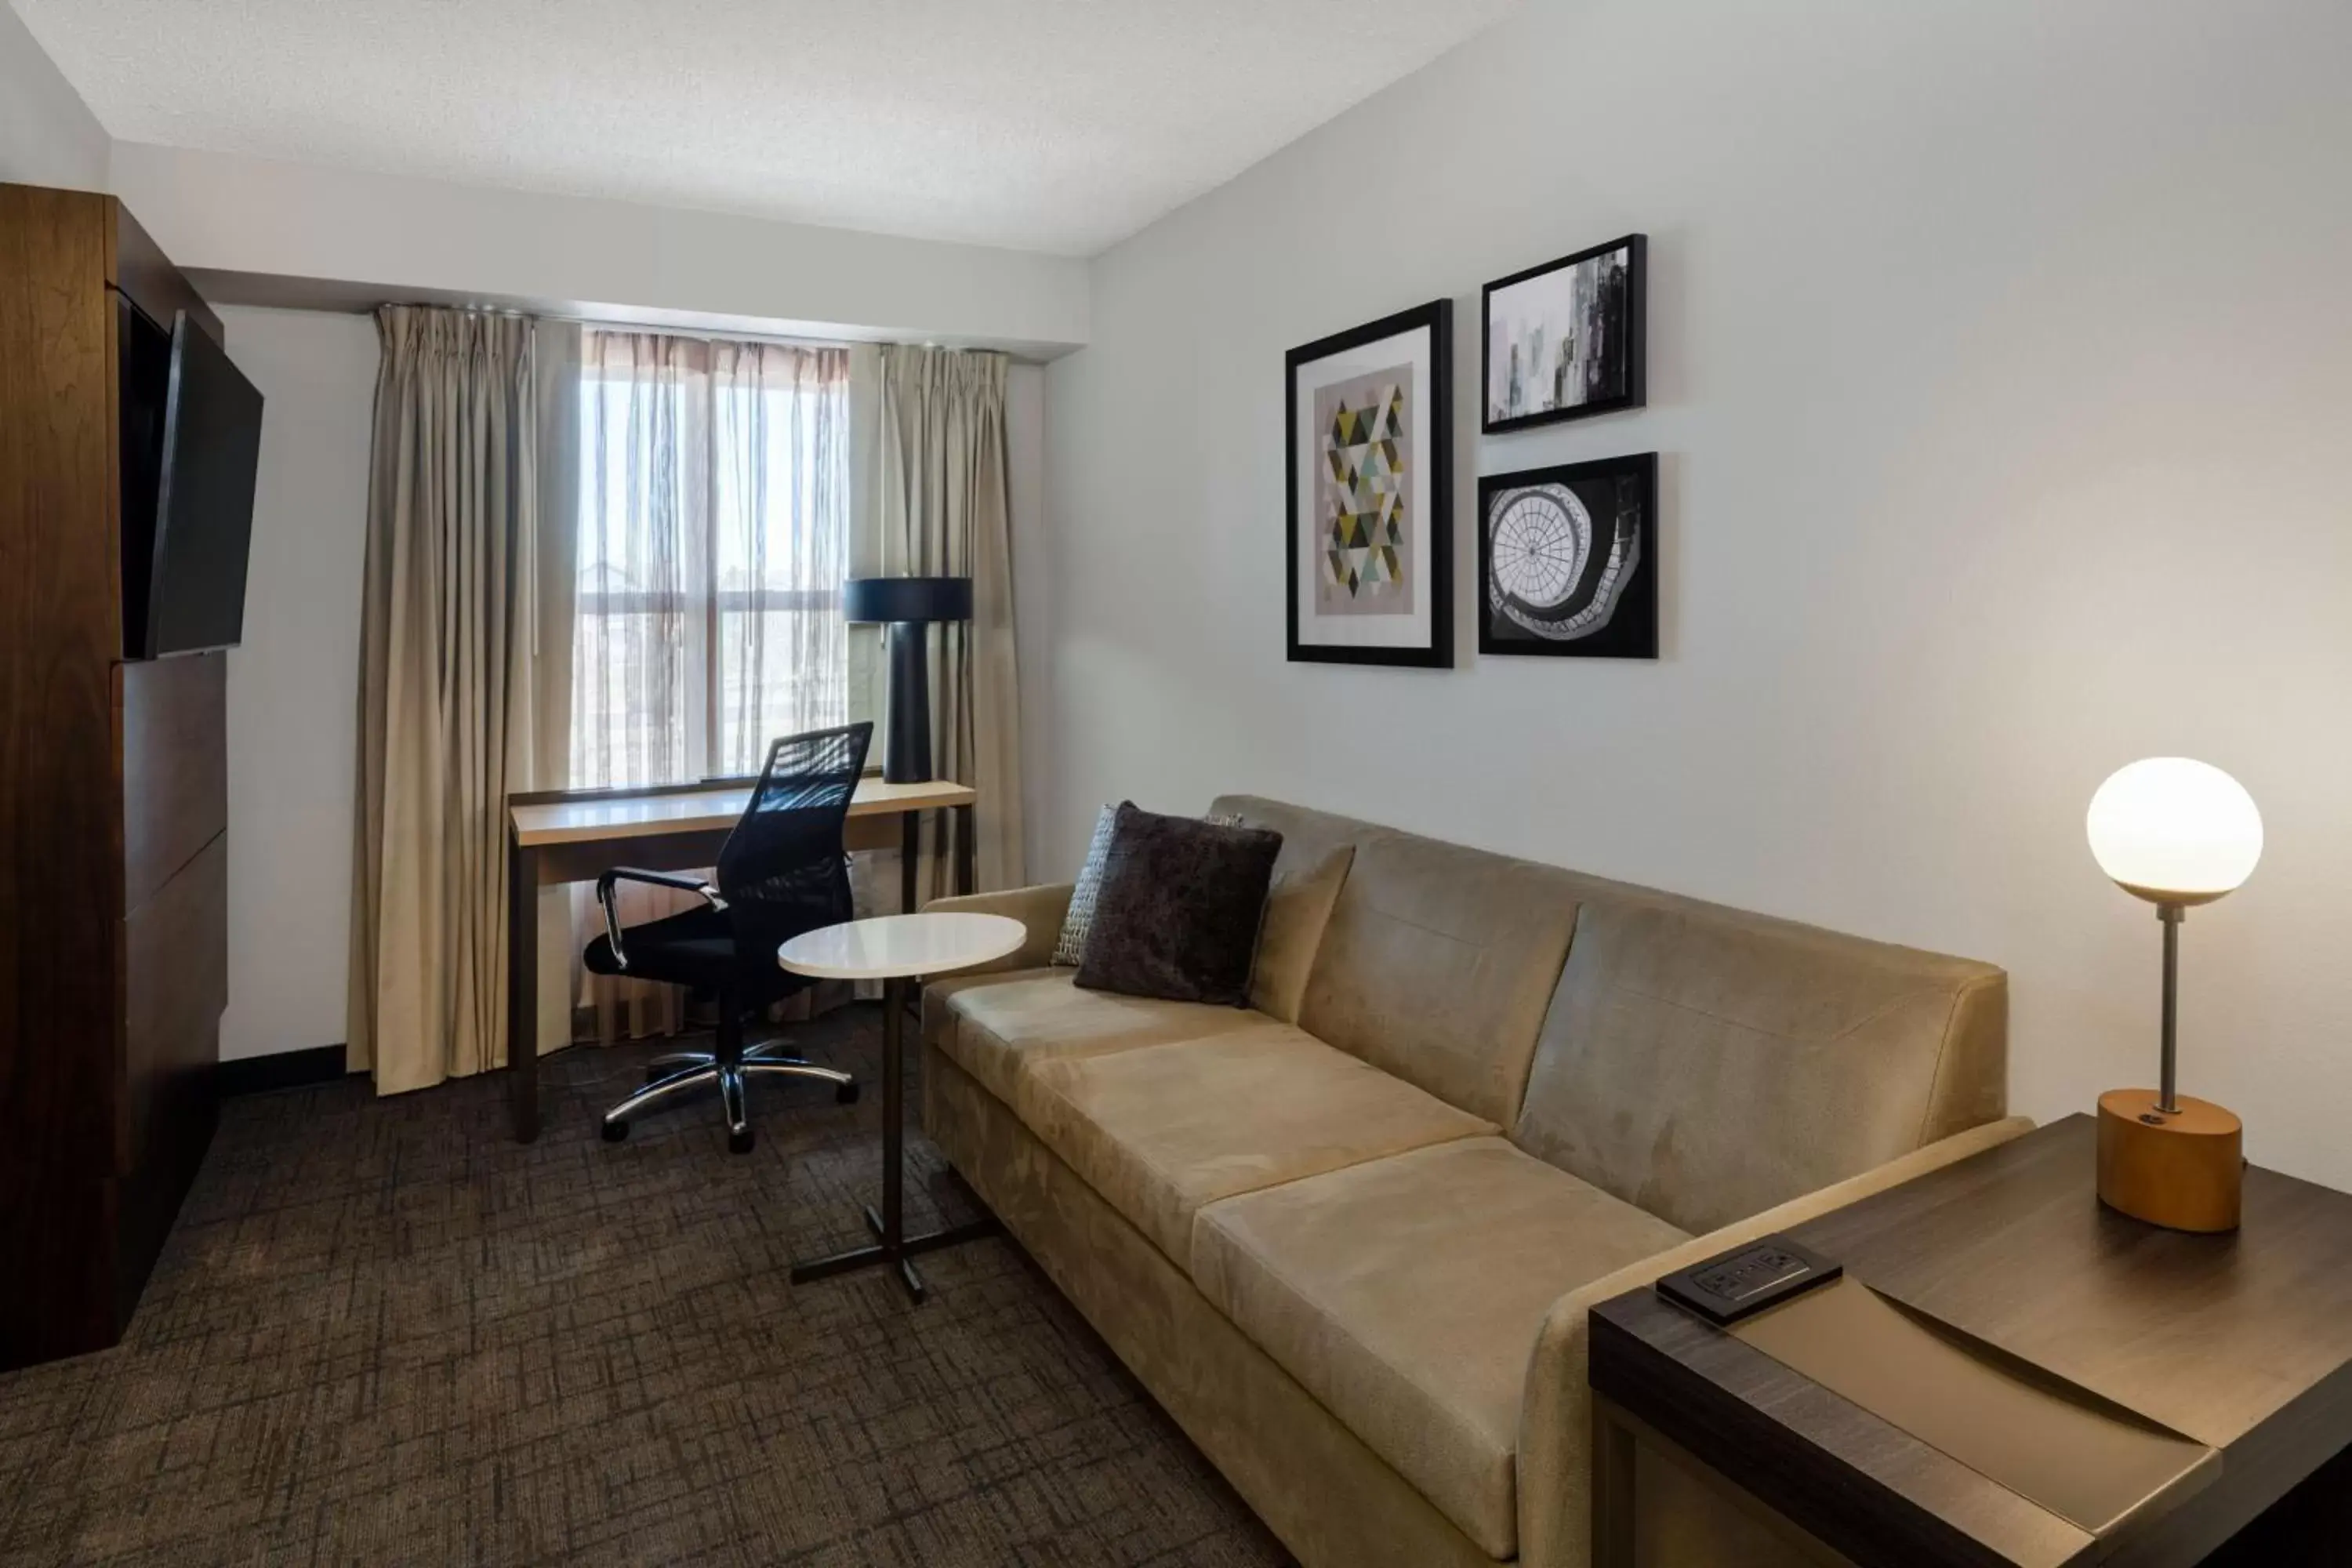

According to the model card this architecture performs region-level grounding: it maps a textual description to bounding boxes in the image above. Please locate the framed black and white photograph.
[1482,234,1646,434]
[1286,299,1452,667]
[1478,452,1657,659]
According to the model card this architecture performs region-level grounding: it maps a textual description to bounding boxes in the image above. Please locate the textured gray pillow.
[1073,804,1283,1007]
[1053,802,1241,966]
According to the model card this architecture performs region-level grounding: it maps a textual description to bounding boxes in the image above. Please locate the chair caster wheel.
[837,1080,861,1105]
[728,1127,755,1155]
[602,1119,629,1142]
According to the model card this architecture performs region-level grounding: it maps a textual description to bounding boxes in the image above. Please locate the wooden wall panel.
[0,184,124,1175]
[0,1157,114,1367]
[121,652,228,911]
[0,185,226,1369]
[0,183,136,1369]
[122,829,225,1172]
[108,202,220,347]
[117,830,224,1312]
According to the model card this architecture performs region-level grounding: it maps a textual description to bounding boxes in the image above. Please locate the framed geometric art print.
[1482,234,1646,434]
[1286,299,1453,668]
[1478,452,1657,659]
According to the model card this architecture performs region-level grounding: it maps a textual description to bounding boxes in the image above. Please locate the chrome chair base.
[602,1039,856,1154]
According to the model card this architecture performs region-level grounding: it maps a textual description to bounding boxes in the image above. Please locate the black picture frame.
[1481,234,1646,435]
[1285,299,1453,669]
[1478,452,1658,659]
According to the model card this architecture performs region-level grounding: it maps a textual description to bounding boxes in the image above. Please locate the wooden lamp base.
[2096,1089,2243,1232]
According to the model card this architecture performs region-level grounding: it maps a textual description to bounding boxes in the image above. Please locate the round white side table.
[779,911,1025,1301]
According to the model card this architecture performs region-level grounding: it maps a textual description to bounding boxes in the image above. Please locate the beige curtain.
[348,308,545,1094]
[851,345,1024,900]
[568,329,854,1040]
[527,320,582,1059]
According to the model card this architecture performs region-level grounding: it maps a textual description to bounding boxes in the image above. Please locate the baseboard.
[216,1044,350,1098]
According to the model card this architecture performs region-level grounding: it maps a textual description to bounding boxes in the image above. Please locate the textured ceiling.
[14,0,1517,255]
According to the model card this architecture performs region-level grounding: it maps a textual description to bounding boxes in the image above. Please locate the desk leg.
[899,809,919,913]
[508,836,539,1144]
[789,975,1000,1301]
[955,802,975,895]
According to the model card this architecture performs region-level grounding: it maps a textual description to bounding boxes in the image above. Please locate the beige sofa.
[921,796,2026,1568]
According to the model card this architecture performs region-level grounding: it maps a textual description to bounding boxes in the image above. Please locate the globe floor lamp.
[844,576,973,784]
[2085,757,2263,1232]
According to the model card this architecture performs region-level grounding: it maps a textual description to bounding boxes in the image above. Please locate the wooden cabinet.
[0,184,226,1369]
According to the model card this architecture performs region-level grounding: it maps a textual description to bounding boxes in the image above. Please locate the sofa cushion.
[1210,793,1385,873]
[1296,830,1586,1125]
[1192,1138,1690,1558]
[1247,842,1355,1024]
[921,965,1055,1055]
[1513,896,2008,1236]
[1015,1030,1496,1265]
[936,969,1269,1108]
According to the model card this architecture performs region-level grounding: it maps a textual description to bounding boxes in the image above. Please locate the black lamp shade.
[843,575,972,625]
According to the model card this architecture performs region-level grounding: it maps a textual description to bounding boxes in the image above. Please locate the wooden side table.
[1588,1116,2352,1567]
[779,911,1024,1302]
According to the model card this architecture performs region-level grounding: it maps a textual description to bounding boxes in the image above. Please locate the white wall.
[1046,0,2352,1185]
[111,143,1089,358]
[214,307,379,1062]
[1,2,106,189]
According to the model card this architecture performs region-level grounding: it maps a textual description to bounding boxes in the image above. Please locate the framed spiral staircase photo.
[1477,452,1658,659]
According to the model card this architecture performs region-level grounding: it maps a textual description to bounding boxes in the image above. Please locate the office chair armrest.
[593,868,727,971]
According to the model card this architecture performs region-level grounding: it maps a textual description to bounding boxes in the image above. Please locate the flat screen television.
[141,311,264,658]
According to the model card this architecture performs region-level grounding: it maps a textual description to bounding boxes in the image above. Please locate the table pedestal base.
[790,1206,1004,1302]
[789,975,1001,1302]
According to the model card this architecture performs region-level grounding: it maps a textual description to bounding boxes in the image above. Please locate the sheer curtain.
[568,330,851,1038]
[572,332,850,787]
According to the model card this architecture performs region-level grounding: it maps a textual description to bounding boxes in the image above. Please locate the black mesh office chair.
[586,721,872,1153]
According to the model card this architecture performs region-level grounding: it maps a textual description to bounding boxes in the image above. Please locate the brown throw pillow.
[1074,803,1283,1007]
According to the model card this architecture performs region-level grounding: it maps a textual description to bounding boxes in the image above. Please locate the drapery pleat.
[348,307,543,1094]
[528,319,583,1059]
[851,345,1025,899]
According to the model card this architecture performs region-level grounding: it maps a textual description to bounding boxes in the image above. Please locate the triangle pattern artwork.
[1311,365,1414,617]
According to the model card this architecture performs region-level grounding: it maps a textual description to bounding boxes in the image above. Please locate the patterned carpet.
[0,1006,1291,1567]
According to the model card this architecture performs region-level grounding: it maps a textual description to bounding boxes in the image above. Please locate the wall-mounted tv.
[139,311,264,659]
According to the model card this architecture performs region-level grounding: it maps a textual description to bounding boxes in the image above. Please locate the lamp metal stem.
[2157,902,2183,1115]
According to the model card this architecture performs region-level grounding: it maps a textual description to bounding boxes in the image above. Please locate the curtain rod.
[444,304,995,357]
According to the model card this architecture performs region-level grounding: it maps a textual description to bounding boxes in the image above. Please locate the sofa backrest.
[1210,796,2008,1236]
[1214,795,1584,1127]
[1510,888,2006,1236]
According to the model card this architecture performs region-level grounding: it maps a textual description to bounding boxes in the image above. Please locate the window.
[570,332,851,788]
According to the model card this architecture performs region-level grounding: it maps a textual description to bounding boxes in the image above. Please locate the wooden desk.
[503,775,978,1142]
[1588,1116,2352,1567]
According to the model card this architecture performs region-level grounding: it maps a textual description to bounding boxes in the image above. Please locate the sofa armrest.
[920,882,1075,976]
[1514,1115,2036,1568]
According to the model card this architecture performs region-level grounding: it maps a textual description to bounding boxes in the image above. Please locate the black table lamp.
[844,575,973,783]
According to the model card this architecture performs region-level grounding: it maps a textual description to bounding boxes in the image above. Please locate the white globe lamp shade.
[2085,758,2263,905]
